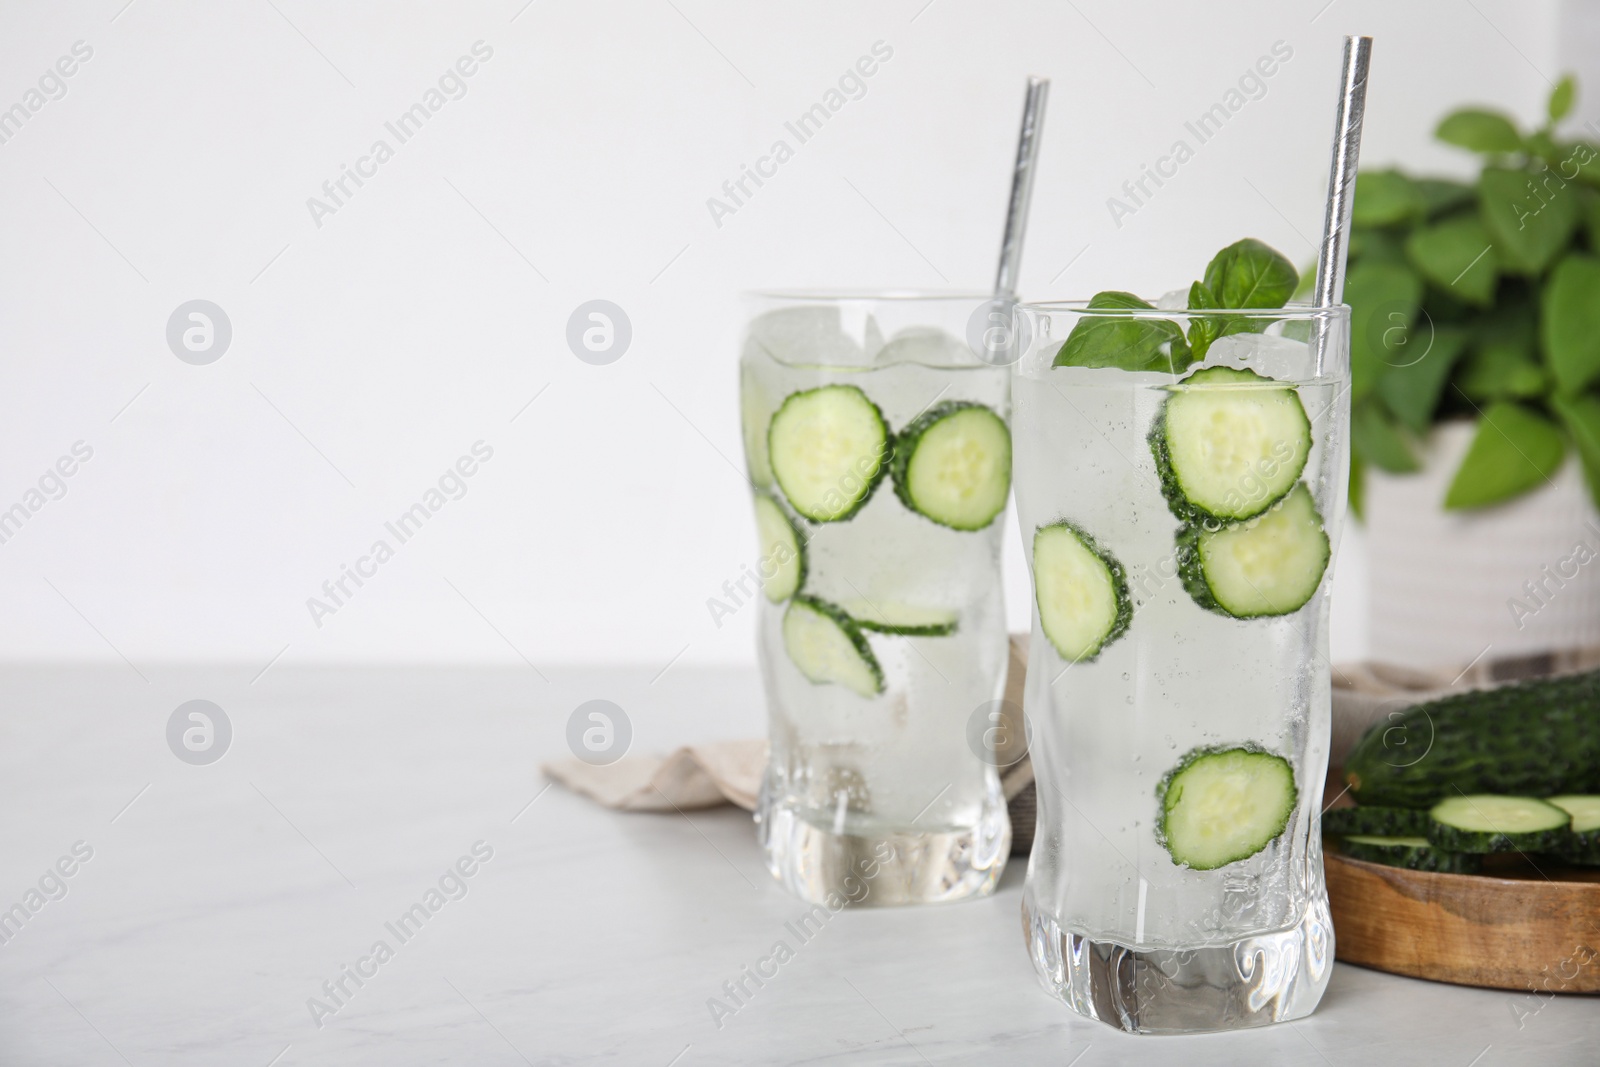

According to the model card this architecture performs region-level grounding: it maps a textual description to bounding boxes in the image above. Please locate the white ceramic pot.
[1365,419,1600,669]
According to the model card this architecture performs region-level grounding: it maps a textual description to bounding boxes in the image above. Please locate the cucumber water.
[740,301,1012,858]
[1014,323,1348,950]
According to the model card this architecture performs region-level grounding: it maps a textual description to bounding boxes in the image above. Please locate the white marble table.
[0,664,1592,1065]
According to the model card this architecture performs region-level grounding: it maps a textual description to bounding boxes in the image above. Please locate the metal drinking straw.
[995,77,1050,301]
[1313,35,1374,372]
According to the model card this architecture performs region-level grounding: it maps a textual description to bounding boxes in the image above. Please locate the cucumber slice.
[838,599,958,637]
[1158,746,1298,870]
[1150,366,1311,523]
[752,493,806,602]
[1427,795,1571,853]
[1031,521,1132,663]
[781,595,884,698]
[889,401,1012,531]
[1549,795,1600,832]
[1340,835,1483,874]
[1322,805,1430,837]
[768,385,889,522]
[1177,483,1329,618]
[1549,795,1600,865]
[740,365,775,488]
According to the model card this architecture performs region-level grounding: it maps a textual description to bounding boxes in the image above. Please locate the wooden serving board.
[1325,845,1600,992]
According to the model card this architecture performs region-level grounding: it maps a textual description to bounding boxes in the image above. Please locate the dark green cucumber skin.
[1147,366,1304,525]
[1554,830,1600,866]
[791,594,884,694]
[1322,806,1430,837]
[1036,519,1133,662]
[854,617,956,638]
[1425,821,1570,855]
[888,400,1011,531]
[768,386,890,524]
[1174,523,1222,616]
[1340,838,1483,874]
[1344,669,1600,808]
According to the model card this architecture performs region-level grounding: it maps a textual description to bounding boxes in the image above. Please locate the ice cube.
[874,326,970,367]
[1156,288,1189,310]
[743,306,863,366]
[861,314,885,361]
[1202,331,1314,381]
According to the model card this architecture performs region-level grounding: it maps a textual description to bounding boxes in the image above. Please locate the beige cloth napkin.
[542,635,1036,816]
[543,638,1599,824]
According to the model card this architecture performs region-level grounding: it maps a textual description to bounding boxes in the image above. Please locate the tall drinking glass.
[740,292,1013,905]
[1010,302,1350,1031]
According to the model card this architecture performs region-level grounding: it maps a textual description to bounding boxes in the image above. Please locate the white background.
[0,0,1587,673]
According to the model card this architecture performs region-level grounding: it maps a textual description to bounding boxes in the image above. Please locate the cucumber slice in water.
[1550,795,1600,864]
[1177,483,1330,618]
[768,385,889,522]
[1322,805,1430,837]
[1427,795,1571,853]
[1150,365,1311,523]
[1158,746,1297,870]
[1031,521,1132,663]
[752,493,806,602]
[782,595,884,697]
[838,599,958,636]
[889,401,1012,531]
[740,365,775,488]
[1340,835,1482,873]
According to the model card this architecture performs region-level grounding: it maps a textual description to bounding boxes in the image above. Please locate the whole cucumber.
[1344,669,1600,808]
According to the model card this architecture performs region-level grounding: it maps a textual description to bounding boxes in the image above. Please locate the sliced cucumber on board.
[768,385,889,522]
[1031,521,1132,663]
[1427,795,1571,853]
[1158,746,1297,870]
[1340,835,1483,874]
[838,599,958,637]
[1344,668,1600,808]
[752,493,806,602]
[1177,483,1330,618]
[889,401,1012,531]
[781,595,884,698]
[1150,366,1312,523]
[1322,805,1430,837]
[1550,795,1600,865]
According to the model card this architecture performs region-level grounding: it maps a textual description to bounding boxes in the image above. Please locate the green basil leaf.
[1375,327,1468,432]
[1458,341,1548,400]
[1347,228,1409,266]
[1580,185,1600,250]
[1542,252,1600,394]
[1352,170,1423,227]
[1443,402,1566,509]
[1436,108,1523,154]
[1201,238,1298,310]
[1404,215,1498,305]
[1052,291,1194,373]
[1353,399,1420,473]
[1479,166,1579,274]
[1550,75,1577,124]
[1349,452,1365,521]
[1187,280,1220,361]
[1413,178,1477,218]
[1551,393,1600,508]
[1344,259,1424,401]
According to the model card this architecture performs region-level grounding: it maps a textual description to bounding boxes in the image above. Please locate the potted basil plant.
[1344,74,1600,668]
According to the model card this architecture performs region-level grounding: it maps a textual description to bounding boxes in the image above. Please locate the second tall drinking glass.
[1011,302,1351,1032]
[740,292,1013,906]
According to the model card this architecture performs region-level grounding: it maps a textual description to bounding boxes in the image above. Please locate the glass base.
[756,794,1009,906]
[1022,891,1334,1034]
